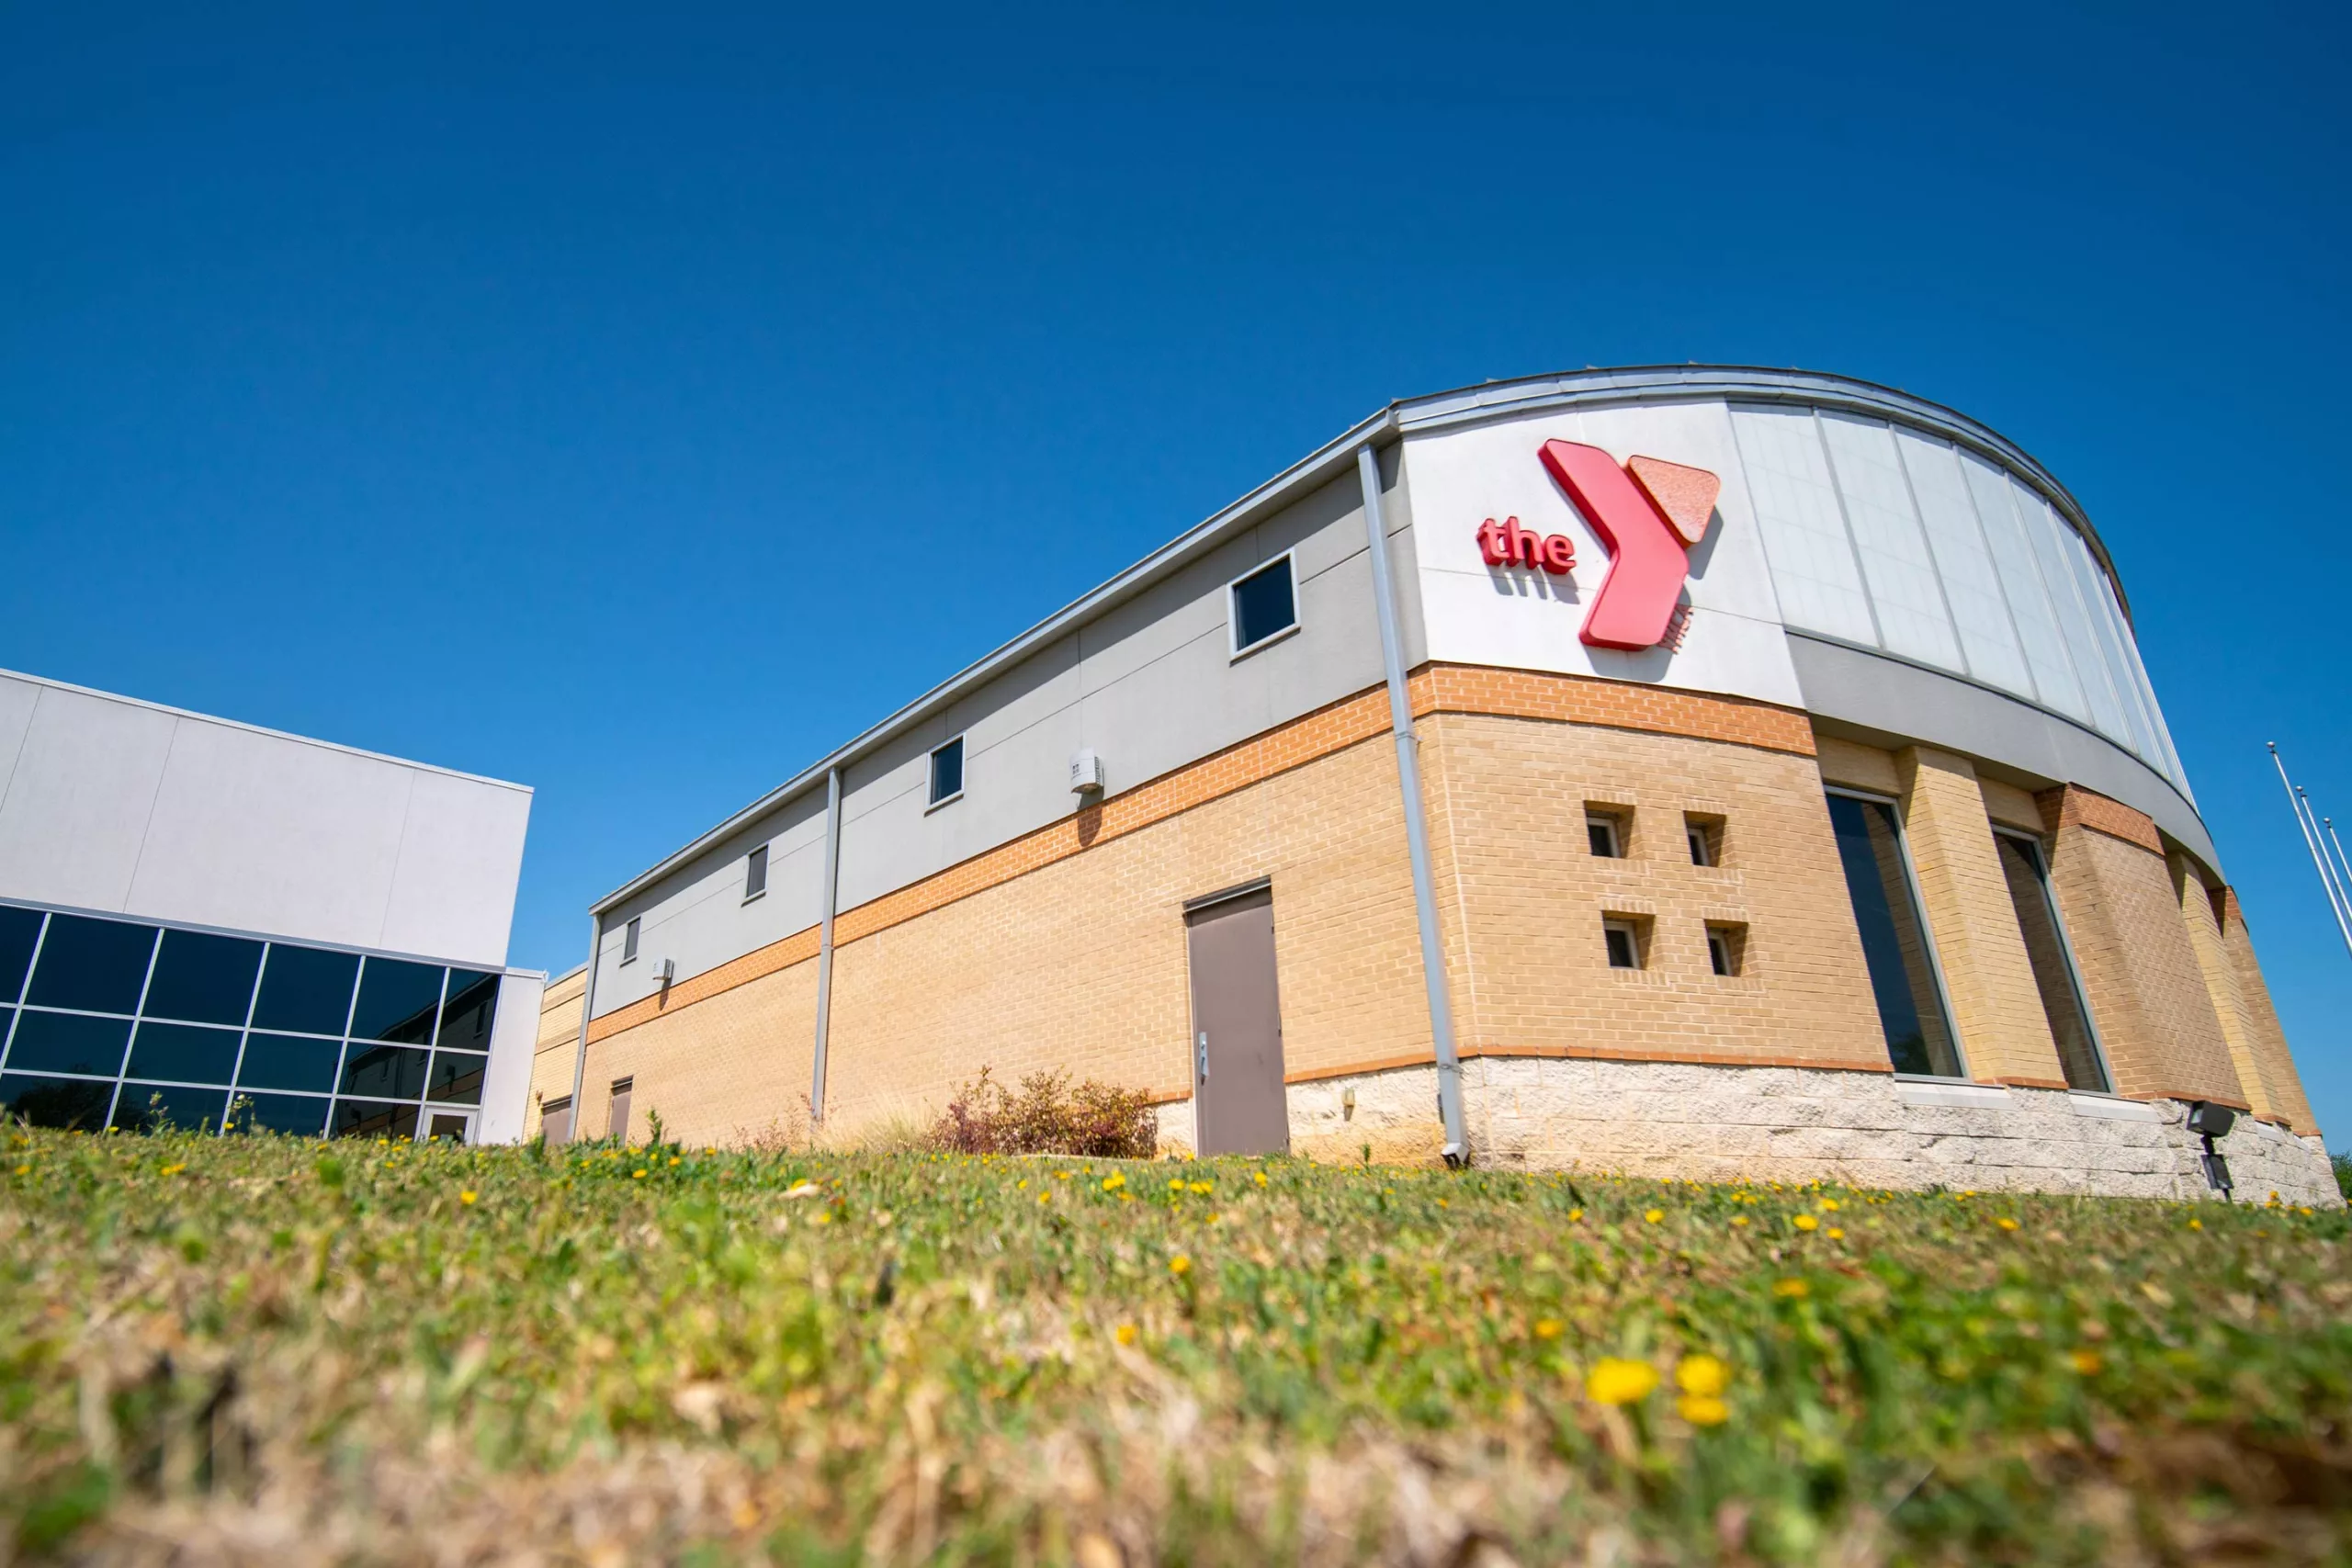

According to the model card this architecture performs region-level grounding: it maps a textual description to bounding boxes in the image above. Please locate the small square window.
[1587,813,1624,859]
[930,737,965,806]
[1229,556,1298,655]
[1602,918,1644,970]
[1706,922,1747,977]
[1686,814,1725,868]
[621,918,640,965]
[744,845,768,900]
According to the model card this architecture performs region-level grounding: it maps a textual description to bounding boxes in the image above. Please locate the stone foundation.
[1176,1056,2342,1207]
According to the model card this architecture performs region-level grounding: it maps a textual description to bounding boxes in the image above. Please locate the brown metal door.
[1185,886,1289,1156]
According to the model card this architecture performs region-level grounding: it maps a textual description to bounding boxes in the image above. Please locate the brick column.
[1894,748,2068,1086]
[2034,785,2245,1106]
[2215,888,2321,1133]
[2170,851,2278,1122]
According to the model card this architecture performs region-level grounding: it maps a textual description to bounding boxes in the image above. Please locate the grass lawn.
[4,1127,2348,1565]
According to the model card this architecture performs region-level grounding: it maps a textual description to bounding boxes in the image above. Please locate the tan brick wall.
[2216,888,2320,1134]
[821,732,1428,1134]
[2035,788,2245,1106]
[1413,709,1890,1077]
[1815,737,1902,795]
[1979,777,2045,832]
[576,956,820,1146]
[524,966,586,1142]
[1894,748,2067,1088]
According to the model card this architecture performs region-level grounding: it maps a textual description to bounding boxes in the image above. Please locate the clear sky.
[6,4,2348,1142]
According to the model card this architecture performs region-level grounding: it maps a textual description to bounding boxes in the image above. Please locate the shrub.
[930,1066,1157,1158]
[2334,1148,2351,1201]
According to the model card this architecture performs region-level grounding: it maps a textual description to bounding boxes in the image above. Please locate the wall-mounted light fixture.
[2186,1100,2235,1195]
[1069,748,1106,795]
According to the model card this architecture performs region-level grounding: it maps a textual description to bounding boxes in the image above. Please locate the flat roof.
[591,365,2121,915]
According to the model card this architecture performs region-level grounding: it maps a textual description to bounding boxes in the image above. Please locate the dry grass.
[4,1126,2349,1565]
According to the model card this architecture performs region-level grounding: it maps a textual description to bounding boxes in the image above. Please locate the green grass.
[4,1128,2348,1564]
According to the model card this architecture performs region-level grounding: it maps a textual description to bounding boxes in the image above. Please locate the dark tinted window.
[1231,557,1297,651]
[6,1011,131,1077]
[350,959,444,1044]
[226,1092,330,1137]
[111,1084,227,1135]
[332,1099,417,1140]
[427,1051,486,1105]
[141,930,264,1026]
[1826,794,1962,1077]
[930,738,964,805]
[1996,834,2109,1093]
[234,1033,343,1094]
[126,1021,243,1085]
[26,916,157,1014]
[340,1043,428,1100]
[0,1072,112,1130]
[0,907,42,1003]
[251,946,359,1035]
[435,971,500,1052]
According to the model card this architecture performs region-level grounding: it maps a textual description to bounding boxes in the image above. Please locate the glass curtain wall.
[1993,832,2111,1093]
[0,902,498,1140]
[1825,794,1965,1077]
[1730,405,2188,801]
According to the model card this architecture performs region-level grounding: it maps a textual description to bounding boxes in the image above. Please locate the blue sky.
[6,3,2348,1140]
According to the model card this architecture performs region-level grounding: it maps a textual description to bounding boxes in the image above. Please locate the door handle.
[1196,1031,1209,1083]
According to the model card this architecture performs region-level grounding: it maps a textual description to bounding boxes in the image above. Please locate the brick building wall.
[2217,889,2319,1133]
[523,965,585,1142]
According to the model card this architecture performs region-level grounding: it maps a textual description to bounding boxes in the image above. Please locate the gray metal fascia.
[590,405,1403,915]
[1387,367,2133,621]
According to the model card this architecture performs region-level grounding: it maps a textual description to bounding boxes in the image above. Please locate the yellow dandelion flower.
[1677,1394,1730,1426]
[1169,1179,1186,1192]
[1676,1355,1727,1396]
[1645,1209,1664,1224]
[1731,1215,1749,1227]
[1102,1173,1125,1191]
[812,1212,831,1225]
[1114,1323,1138,1347]
[1827,1227,1845,1239]
[1772,1279,1808,1299]
[1585,1358,1659,1405]
[1819,1198,1840,1212]
[2068,1348,2102,1375]
[1534,1318,1565,1340]
[668,1156,681,1167]
[1567,1208,1584,1222]
[1792,1213,1818,1232]
[1038,1192,1051,1205]
[632,1168,648,1179]
[1188,1180,1212,1194]
[2187,1217,2202,1230]
[1168,1254,1192,1276]
[1254,1170,1268,1188]
[160,1163,187,1177]
[459,1190,478,1205]
[1996,1217,2019,1232]
[11,1164,27,1176]
[1017,1179,1027,1190]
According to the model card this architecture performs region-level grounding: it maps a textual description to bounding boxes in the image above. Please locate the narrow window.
[1602,918,1645,970]
[744,844,768,901]
[1706,922,1747,977]
[621,918,640,964]
[608,1076,634,1144]
[1685,814,1724,868]
[929,737,965,806]
[1825,793,1963,1077]
[1228,555,1298,655]
[1994,831,2110,1092]
[540,1095,573,1145]
[1587,812,1624,859]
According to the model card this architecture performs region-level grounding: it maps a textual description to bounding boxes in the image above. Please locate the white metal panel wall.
[478,971,547,1143]
[0,671,531,968]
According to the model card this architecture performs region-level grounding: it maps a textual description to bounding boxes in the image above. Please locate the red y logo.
[1537,441,1720,650]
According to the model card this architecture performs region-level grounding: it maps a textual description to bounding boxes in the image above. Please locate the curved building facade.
[539,368,2335,1203]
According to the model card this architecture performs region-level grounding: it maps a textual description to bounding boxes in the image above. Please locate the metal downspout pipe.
[810,764,843,1125]
[565,913,600,1142]
[1356,442,1469,1166]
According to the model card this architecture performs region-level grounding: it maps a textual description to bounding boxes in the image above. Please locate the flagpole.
[2271,743,2352,960]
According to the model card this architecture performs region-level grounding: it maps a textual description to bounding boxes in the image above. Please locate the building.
[536,367,2335,1203]
[0,668,541,1143]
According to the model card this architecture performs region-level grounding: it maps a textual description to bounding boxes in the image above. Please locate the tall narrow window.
[622,918,641,965]
[1825,792,1963,1077]
[608,1076,634,1144]
[744,845,769,900]
[1994,831,2110,1092]
[1228,555,1298,655]
[929,737,965,806]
